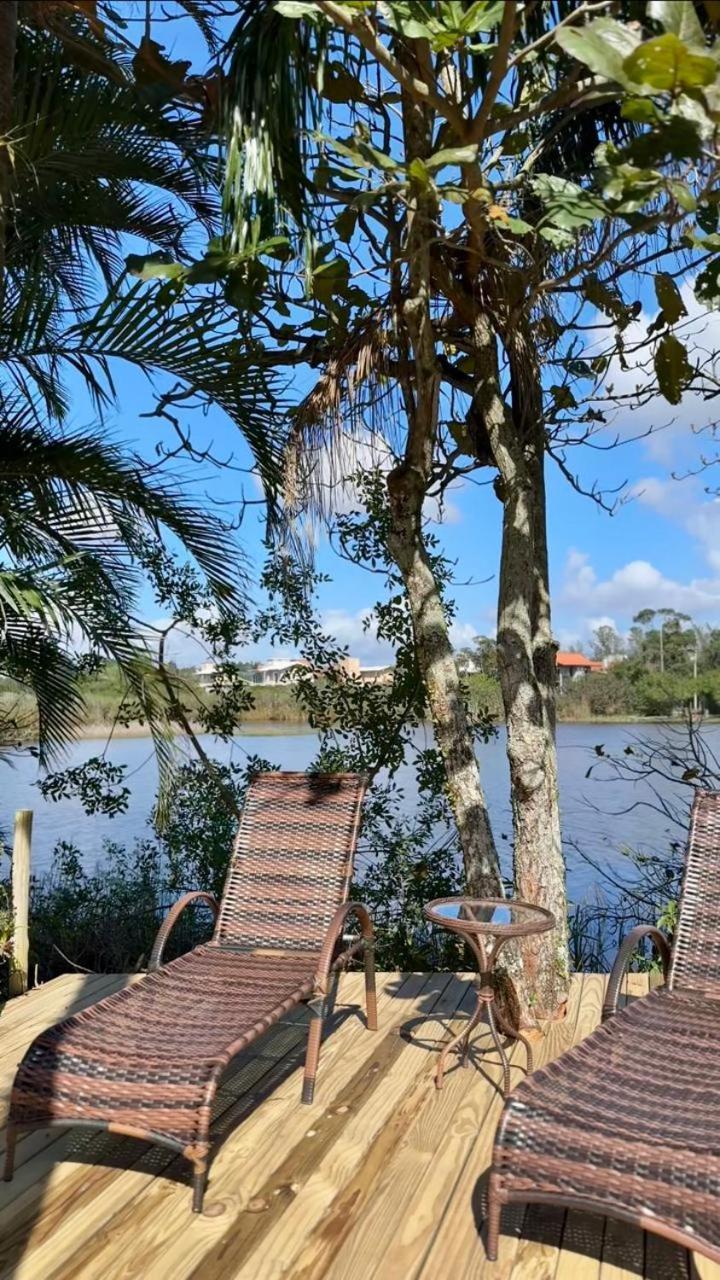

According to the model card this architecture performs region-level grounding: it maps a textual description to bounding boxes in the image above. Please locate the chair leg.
[3,1125,16,1182]
[486,1177,502,1261]
[364,941,378,1031]
[192,1155,208,1214]
[302,998,325,1104]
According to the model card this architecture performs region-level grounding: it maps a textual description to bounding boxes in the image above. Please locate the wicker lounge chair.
[4,771,376,1212]
[487,788,720,1265]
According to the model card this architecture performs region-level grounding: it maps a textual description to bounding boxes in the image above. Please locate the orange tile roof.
[556,651,602,669]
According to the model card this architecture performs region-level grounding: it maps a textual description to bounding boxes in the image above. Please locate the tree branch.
[315,1,467,137]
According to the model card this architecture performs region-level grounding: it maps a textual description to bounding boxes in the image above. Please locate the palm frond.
[221,3,327,240]
[71,281,284,503]
[0,412,246,607]
[1,617,86,764]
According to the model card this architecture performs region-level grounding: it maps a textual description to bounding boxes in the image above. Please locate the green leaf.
[274,1,319,16]
[624,34,717,92]
[125,252,184,281]
[532,174,606,230]
[355,141,398,172]
[505,215,534,234]
[648,0,706,47]
[654,272,687,324]
[321,62,366,104]
[502,129,530,156]
[601,162,663,212]
[334,208,358,243]
[408,156,432,185]
[668,178,696,211]
[621,97,663,124]
[655,333,692,403]
[425,145,480,171]
[549,384,578,411]
[695,257,720,305]
[460,1,504,33]
[311,257,350,305]
[555,17,641,86]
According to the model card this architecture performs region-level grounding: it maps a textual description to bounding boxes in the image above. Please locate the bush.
[28,840,212,978]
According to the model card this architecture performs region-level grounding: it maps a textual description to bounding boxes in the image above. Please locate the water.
[0,722,707,901]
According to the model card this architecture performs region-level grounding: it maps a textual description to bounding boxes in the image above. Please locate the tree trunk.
[390,49,504,904]
[491,320,570,1018]
[0,0,17,284]
[387,471,503,899]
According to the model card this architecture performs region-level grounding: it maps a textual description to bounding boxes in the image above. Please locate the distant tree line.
[459,608,720,720]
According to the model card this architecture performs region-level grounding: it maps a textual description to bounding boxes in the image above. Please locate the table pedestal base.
[435,983,534,1098]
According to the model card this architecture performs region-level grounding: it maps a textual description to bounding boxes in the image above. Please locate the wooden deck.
[0,970,716,1280]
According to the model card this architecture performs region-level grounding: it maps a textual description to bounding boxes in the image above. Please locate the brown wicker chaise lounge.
[487,788,720,1265]
[4,772,376,1212]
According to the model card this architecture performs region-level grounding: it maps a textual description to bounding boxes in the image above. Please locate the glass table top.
[424,897,554,935]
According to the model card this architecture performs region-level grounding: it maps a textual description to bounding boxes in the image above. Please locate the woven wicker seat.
[488,789,720,1265]
[5,772,376,1212]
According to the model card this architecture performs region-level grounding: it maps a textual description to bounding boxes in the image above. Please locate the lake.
[0,722,705,902]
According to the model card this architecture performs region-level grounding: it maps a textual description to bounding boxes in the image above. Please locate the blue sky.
[97,284,720,669]
[78,7,720,668]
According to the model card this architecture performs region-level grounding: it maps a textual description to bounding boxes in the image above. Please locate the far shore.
[22,711,720,744]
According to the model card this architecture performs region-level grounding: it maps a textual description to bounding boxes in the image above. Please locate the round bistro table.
[424,896,555,1097]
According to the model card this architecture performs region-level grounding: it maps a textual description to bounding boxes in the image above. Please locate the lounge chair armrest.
[315,902,374,992]
[602,925,671,1022]
[148,891,220,972]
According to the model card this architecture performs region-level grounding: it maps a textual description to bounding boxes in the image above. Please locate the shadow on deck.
[0,970,712,1280]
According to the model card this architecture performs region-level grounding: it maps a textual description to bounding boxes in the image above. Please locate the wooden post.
[9,809,32,997]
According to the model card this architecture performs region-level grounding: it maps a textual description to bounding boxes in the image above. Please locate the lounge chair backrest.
[213,772,367,953]
[669,788,720,991]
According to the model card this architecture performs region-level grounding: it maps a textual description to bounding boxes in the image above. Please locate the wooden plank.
[293,977,483,1280]
[599,1216,645,1280]
[0,975,85,1030]
[554,1211,603,1280]
[411,974,591,1280]
[507,1203,566,1280]
[11,972,428,1280]
[0,973,374,1280]
[644,1233,690,1280]
[0,975,132,1064]
[193,972,468,1280]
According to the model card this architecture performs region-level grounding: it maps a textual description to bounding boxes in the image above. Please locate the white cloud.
[559,549,720,621]
[631,475,720,572]
[449,620,480,649]
[595,281,720,466]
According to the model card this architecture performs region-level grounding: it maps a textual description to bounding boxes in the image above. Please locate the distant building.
[556,651,604,692]
[252,656,394,686]
[356,664,393,685]
[456,654,479,675]
[602,652,627,669]
[253,658,309,686]
[195,661,219,690]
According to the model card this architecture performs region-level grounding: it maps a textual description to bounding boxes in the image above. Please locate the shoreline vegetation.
[0,666,715,747]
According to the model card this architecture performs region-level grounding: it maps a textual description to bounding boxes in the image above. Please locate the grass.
[0,668,708,748]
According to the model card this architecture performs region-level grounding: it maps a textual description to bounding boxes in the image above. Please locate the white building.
[195,661,219,690]
[253,658,309,686]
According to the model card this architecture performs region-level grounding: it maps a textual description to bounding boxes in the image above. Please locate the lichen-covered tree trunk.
[390,56,504,906]
[386,472,503,899]
[491,323,570,1018]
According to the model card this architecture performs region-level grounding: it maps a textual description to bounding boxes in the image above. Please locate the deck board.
[0,970,716,1280]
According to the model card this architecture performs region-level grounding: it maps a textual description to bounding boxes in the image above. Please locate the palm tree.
[0,4,281,765]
